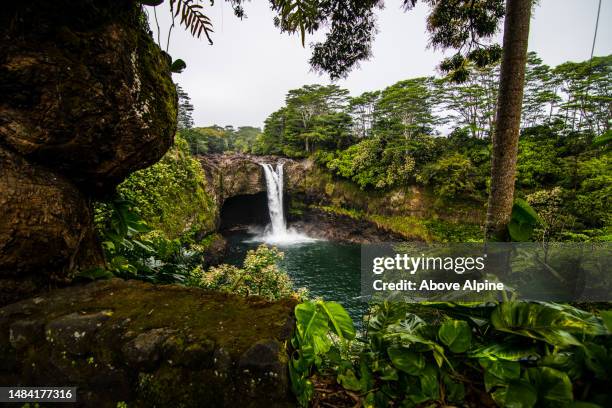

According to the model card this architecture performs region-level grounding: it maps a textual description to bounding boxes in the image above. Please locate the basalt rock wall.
[197,154,483,231]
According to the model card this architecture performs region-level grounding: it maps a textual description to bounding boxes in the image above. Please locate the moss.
[63,280,297,357]
[313,205,482,242]
[117,134,218,239]
[1,279,296,406]
[287,160,484,225]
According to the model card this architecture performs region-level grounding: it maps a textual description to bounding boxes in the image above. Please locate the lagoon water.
[225,160,367,324]
[225,233,366,324]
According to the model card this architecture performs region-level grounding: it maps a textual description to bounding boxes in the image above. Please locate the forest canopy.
[184,52,611,241]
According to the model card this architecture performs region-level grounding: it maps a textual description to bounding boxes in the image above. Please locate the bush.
[418,152,479,200]
[290,301,612,408]
[192,245,294,301]
[117,134,216,239]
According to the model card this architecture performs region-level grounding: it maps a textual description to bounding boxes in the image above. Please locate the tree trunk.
[485,0,532,240]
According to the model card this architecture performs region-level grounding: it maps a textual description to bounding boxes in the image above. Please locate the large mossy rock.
[0,0,178,302]
[0,147,104,305]
[0,279,297,407]
[0,0,177,196]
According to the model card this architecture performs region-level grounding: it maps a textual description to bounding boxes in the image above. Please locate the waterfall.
[261,162,287,236]
[253,161,315,245]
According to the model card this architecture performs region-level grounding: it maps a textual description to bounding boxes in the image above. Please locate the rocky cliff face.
[0,0,177,196]
[198,153,266,204]
[0,5,298,406]
[284,158,483,222]
[197,154,481,223]
[197,154,483,242]
[0,0,177,302]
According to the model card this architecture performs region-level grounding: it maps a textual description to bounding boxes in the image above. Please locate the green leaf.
[438,319,472,353]
[490,302,606,347]
[599,310,612,333]
[469,343,539,361]
[481,358,521,390]
[419,364,439,399]
[524,367,573,407]
[492,381,537,408]
[508,198,544,241]
[442,373,465,403]
[294,302,332,355]
[337,369,362,392]
[319,301,356,340]
[170,58,187,73]
[512,198,544,226]
[508,219,534,242]
[387,345,425,375]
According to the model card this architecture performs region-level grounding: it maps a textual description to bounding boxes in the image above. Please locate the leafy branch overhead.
[269,0,506,80]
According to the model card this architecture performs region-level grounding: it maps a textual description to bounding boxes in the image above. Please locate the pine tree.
[176,84,194,130]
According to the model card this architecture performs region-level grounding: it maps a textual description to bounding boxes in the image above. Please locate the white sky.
[147,0,612,128]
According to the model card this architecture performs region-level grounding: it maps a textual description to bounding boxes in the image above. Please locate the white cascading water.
[261,162,287,236]
[252,162,315,245]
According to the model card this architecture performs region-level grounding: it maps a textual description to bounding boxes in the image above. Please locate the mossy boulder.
[0,278,297,407]
[0,0,177,196]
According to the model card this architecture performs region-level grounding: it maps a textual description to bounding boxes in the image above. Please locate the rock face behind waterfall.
[0,0,177,302]
[198,153,266,203]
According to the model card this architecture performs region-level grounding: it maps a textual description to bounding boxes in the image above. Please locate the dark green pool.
[225,233,367,323]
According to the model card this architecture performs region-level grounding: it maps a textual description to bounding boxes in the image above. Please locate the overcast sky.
[147,0,611,128]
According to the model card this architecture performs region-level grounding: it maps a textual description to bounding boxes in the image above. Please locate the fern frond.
[170,0,214,44]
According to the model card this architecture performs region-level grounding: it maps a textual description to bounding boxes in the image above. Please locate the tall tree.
[348,91,380,139]
[375,78,440,140]
[485,0,532,239]
[439,63,500,139]
[176,84,194,130]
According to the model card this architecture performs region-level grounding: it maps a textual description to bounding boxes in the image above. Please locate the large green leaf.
[508,198,544,241]
[383,329,448,368]
[387,345,425,375]
[599,310,612,333]
[470,342,540,361]
[319,301,356,340]
[512,198,544,226]
[438,319,472,353]
[508,219,534,242]
[492,381,537,408]
[294,301,332,355]
[481,358,521,391]
[524,367,573,407]
[337,369,362,391]
[419,364,439,399]
[490,302,606,347]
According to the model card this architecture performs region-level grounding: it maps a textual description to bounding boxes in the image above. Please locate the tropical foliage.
[290,300,612,408]
[90,133,218,283]
[242,53,610,240]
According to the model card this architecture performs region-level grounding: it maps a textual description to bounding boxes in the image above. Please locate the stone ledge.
[0,278,297,407]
